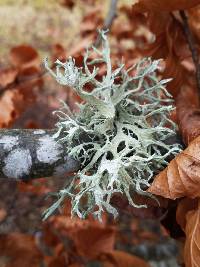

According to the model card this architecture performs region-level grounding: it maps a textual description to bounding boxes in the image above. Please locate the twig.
[0,129,79,180]
[94,0,118,47]
[180,10,200,101]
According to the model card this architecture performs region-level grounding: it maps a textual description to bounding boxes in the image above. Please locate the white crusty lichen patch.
[3,148,32,178]
[37,135,63,164]
[44,31,182,221]
[33,130,46,135]
[0,136,19,151]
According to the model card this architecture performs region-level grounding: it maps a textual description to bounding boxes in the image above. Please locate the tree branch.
[94,0,118,47]
[180,10,200,101]
[0,129,80,181]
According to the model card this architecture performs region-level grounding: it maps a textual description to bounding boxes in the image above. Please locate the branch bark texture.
[0,129,80,181]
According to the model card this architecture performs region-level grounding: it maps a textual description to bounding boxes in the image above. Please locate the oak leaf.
[148,136,200,199]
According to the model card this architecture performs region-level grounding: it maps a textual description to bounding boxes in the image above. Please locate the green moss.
[44,31,181,221]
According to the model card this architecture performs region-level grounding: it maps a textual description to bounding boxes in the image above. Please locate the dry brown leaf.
[74,226,115,260]
[148,136,200,199]
[0,233,42,267]
[10,45,39,69]
[176,198,198,231]
[101,250,150,267]
[162,55,187,98]
[188,5,200,43]
[0,68,18,88]
[43,243,69,267]
[184,200,200,267]
[0,90,20,128]
[111,193,168,219]
[0,81,39,129]
[132,0,200,12]
[138,10,190,97]
[176,86,200,145]
[44,214,115,261]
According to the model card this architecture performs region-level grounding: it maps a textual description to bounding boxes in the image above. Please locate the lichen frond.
[44,30,182,221]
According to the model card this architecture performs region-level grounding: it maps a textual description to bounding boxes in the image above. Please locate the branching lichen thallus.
[44,31,181,221]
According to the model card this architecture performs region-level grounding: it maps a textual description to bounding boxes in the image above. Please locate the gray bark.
[0,129,80,181]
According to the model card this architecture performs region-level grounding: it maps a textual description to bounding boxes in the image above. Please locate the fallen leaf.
[0,68,18,88]
[176,86,200,145]
[0,233,42,267]
[47,214,115,260]
[188,5,200,43]
[132,0,200,12]
[74,225,115,260]
[148,136,200,199]
[176,198,198,231]
[10,45,39,69]
[162,54,187,98]
[184,200,200,267]
[44,243,68,267]
[0,89,21,128]
[111,193,168,219]
[100,250,150,267]
[136,9,190,98]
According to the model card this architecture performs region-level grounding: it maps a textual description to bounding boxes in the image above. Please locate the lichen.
[37,135,63,164]
[44,31,181,221]
[3,148,32,178]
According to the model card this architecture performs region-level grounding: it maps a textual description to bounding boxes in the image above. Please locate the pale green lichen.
[44,31,181,221]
